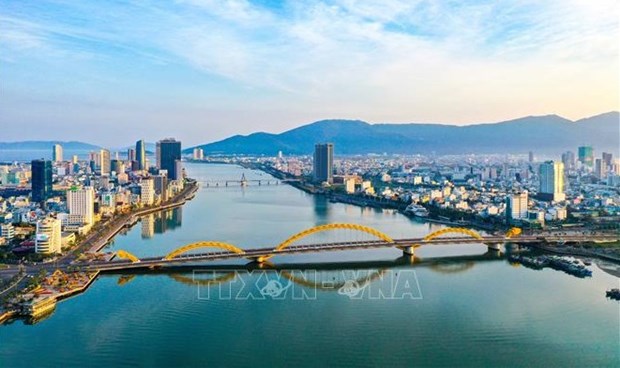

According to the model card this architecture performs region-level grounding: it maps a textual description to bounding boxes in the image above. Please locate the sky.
[1,0,619,147]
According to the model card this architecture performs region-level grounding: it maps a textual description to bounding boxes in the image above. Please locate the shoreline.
[85,180,199,254]
[244,163,620,264]
[0,180,199,325]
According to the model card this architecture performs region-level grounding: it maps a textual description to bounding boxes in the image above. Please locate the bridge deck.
[84,234,618,272]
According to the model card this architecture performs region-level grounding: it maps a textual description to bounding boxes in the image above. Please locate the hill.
[0,141,101,150]
[186,112,619,156]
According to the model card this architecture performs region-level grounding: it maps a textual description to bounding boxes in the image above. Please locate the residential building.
[153,174,168,202]
[506,191,528,222]
[136,139,146,170]
[578,146,594,168]
[561,151,575,170]
[100,149,111,175]
[52,144,63,162]
[111,159,124,175]
[313,143,334,184]
[140,178,155,206]
[539,161,565,202]
[1,223,15,241]
[35,217,62,254]
[193,148,204,160]
[66,186,95,225]
[595,158,606,180]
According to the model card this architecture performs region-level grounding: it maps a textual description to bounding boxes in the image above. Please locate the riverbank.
[1,270,99,325]
[84,180,199,254]
[528,243,620,263]
[0,180,199,324]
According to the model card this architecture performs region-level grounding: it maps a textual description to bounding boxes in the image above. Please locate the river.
[1,163,618,367]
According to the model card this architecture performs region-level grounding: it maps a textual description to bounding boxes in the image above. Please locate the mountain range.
[0,141,101,150]
[0,141,157,153]
[186,112,619,156]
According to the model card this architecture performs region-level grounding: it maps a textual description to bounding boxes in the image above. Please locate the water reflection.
[114,251,506,290]
[313,195,329,222]
[141,207,183,239]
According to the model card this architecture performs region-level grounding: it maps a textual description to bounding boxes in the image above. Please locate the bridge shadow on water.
[106,250,508,280]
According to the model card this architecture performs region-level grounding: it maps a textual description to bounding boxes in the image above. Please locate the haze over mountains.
[187,112,619,156]
[0,141,101,151]
[1,112,618,157]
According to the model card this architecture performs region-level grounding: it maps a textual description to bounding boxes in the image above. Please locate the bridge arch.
[116,250,140,263]
[276,223,394,251]
[255,223,394,262]
[401,227,485,256]
[164,241,245,260]
[423,227,483,242]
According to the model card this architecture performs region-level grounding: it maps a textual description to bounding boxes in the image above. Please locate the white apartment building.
[35,217,62,254]
[66,186,95,225]
[140,178,155,206]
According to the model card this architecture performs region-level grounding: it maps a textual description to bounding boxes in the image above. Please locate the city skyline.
[1,1,618,146]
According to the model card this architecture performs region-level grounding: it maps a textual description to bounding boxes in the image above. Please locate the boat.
[404,204,429,218]
[606,289,620,301]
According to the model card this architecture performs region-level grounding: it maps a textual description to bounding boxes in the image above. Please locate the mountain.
[0,141,101,150]
[186,112,619,156]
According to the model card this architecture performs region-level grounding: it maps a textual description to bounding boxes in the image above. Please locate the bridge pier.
[251,256,268,263]
[487,243,501,251]
[402,246,416,256]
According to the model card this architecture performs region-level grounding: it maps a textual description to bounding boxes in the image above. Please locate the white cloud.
[0,0,618,145]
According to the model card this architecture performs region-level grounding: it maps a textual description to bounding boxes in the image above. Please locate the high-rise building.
[111,159,124,175]
[71,155,78,164]
[140,178,155,206]
[561,151,575,170]
[35,217,62,254]
[100,149,111,175]
[602,152,613,166]
[193,147,204,160]
[528,151,534,163]
[506,191,529,223]
[578,146,594,168]
[595,158,606,180]
[153,175,168,202]
[127,148,136,162]
[31,159,53,203]
[136,140,146,170]
[156,138,182,180]
[539,161,565,202]
[67,186,95,225]
[52,144,63,162]
[1,223,15,240]
[313,143,334,184]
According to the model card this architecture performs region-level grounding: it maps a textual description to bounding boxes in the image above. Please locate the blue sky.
[1,0,618,146]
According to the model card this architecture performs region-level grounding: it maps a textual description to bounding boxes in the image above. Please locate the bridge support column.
[487,243,501,251]
[402,246,416,256]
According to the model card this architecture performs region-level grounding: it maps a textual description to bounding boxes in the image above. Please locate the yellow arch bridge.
[115,224,521,265]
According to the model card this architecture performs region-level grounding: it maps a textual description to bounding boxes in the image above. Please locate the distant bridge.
[78,224,618,272]
[198,173,280,187]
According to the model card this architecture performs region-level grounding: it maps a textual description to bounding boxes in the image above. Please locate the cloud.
[0,0,618,145]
